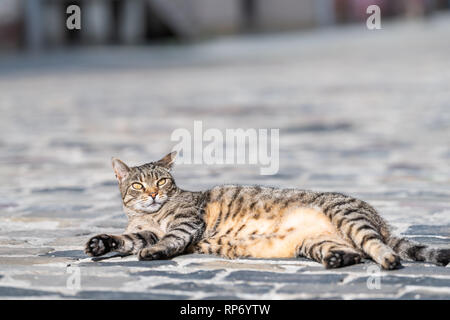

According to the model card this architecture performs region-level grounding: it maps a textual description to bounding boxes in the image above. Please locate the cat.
[85,151,450,270]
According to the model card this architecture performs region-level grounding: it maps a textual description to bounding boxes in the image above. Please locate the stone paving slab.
[0,14,449,299]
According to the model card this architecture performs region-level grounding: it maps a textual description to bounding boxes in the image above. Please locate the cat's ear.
[154,151,177,170]
[111,157,131,182]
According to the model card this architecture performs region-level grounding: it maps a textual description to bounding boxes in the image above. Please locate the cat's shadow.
[91,253,132,262]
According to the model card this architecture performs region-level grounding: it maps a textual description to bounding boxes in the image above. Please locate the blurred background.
[0,0,449,201]
[1,0,450,50]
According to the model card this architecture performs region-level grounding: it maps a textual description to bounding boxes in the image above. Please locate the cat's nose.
[149,192,157,199]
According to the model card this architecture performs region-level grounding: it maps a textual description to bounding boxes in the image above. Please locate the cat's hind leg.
[297,235,362,269]
[352,230,401,270]
[331,207,401,269]
[316,193,402,269]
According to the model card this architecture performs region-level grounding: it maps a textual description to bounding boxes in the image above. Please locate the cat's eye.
[131,182,143,190]
[157,178,167,187]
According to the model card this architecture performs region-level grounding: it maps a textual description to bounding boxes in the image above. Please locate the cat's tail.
[387,236,450,266]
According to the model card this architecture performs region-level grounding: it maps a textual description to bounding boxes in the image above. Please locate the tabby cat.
[85,152,450,270]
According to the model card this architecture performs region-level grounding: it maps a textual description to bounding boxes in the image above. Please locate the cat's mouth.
[145,202,161,208]
[132,196,168,213]
[138,200,164,212]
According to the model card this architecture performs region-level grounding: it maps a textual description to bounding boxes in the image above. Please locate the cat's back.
[204,184,320,216]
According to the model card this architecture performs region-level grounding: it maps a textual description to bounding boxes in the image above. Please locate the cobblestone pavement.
[0,14,449,300]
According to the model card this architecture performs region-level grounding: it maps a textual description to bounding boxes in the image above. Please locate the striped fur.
[85,152,449,270]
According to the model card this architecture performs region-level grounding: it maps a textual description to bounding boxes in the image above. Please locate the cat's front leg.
[85,231,159,257]
[138,210,205,260]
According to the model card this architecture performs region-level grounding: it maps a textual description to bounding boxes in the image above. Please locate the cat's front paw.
[137,247,168,261]
[85,234,118,257]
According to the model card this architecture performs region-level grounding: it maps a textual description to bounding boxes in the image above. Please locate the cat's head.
[111,151,178,213]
